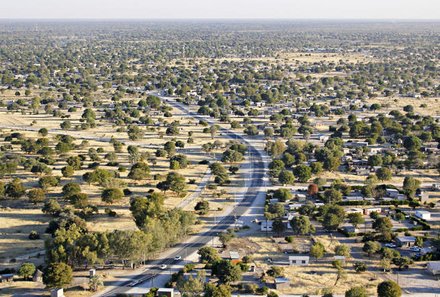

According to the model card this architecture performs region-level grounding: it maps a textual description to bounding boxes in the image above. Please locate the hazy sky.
[1,0,439,19]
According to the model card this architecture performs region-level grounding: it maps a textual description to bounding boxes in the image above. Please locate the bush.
[353,261,367,273]
[285,236,294,243]
[28,231,40,240]
[377,280,401,297]
[104,208,117,217]
[18,263,36,280]
[101,188,124,203]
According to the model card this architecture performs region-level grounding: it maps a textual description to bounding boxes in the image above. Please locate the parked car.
[160,264,168,270]
[385,243,397,248]
[409,246,421,252]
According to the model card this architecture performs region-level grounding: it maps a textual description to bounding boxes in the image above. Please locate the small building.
[289,256,309,266]
[89,269,96,278]
[427,261,440,275]
[343,226,359,234]
[157,288,174,297]
[386,189,399,199]
[274,277,290,289]
[415,210,431,220]
[33,269,43,282]
[364,207,382,215]
[395,236,416,247]
[432,183,440,190]
[346,208,363,214]
[51,288,64,297]
[261,220,273,232]
[0,274,14,283]
[229,251,240,261]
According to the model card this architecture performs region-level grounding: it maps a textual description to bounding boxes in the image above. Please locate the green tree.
[212,260,242,284]
[18,262,36,280]
[128,162,150,180]
[204,283,232,297]
[376,167,392,181]
[345,286,367,297]
[310,242,325,261]
[198,247,221,264]
[324,188,343,203]
[402,176,421,199]
[321,204,345,231]
[278,170,295,185]
[347,213,365,228]
[89,275,103,292]
[377,281,402,297]
[392,256,413,270]
[272,188,292,202]
[335,244,351,257]
[61,165,75,178]
[363,241,381,257]
[157,172,187,194]
[43,262,73,288]
[62,183,81,199]
[290,215,315,235]
[5,178,26,198]
[27,188,46,204]
[101,188,124,203]
[272,219,286,235]
[293,164,312,183]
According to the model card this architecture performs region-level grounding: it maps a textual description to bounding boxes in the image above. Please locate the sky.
[1,0,439,20]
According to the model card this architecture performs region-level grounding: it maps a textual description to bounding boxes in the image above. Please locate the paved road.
[95,94,267,296]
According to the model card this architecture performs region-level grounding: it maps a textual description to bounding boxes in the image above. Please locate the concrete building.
[261,220,273,232]
[289,256,310,266]
[415,210,431,220]
[427,261,440,275]
[395,236,416,247]
[274,277,290,289]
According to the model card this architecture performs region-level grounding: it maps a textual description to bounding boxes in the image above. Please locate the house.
[289,256,309,266]
[51,289,64,297]
[157,288,174,297]
[0,274,14,283]
[228,251,240,261]
[33,270,43,282]
[261,220,273,232]
[395,236,416,247]
[364,208,381,215]
[124,288,173,297]
[386,189,399,199]
[346,208,363,214]
[432,183,440,190]
[415,210,431,220]
[274,277,290,289]
[427,261,440,275]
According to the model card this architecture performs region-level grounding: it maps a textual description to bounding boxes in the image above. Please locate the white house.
[289,256,310,266]
[415,210,431,220]
[364,207,382,215]
[386,189,400,199]
[261,220,273,232]
[427,261,440,275]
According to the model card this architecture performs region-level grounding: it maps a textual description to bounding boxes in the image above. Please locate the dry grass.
[368,96,440,116]
[0,208,48,261]
[282,262,381,295]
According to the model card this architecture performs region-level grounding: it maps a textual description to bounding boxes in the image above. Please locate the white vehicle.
[410,246,421,252]
[160,264,168,270]
[384,243,397,248]
[174,256,182,261]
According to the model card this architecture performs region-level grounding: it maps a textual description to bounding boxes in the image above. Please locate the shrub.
[28,231,40,240]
